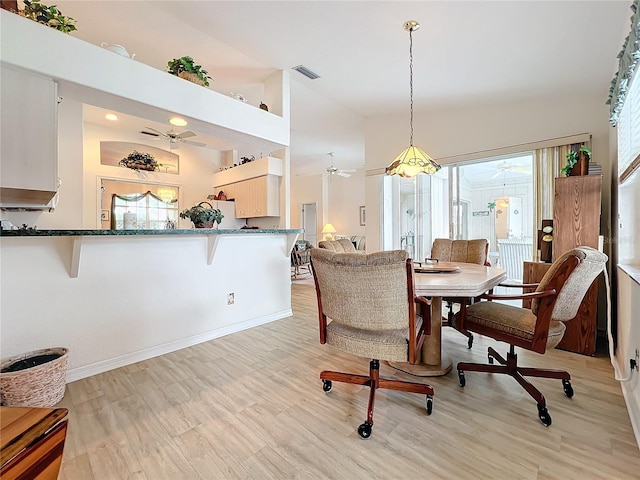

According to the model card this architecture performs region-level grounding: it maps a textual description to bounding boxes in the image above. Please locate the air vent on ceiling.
[292,65,321,80]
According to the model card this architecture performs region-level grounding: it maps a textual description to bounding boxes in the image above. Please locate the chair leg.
[456,345,567,427]
[320,359,434,438]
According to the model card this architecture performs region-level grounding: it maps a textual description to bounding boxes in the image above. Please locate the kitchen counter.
[0,228,301,236]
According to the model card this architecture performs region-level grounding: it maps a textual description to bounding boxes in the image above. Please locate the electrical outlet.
[227,293,235,305]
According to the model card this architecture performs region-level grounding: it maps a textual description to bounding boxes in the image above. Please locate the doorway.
[301,203,318,246]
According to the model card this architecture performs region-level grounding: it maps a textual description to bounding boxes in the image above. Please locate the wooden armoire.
[553,175,602,355]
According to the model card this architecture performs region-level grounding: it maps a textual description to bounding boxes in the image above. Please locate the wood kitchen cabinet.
[0,65,59,205]
[221,175,280,218]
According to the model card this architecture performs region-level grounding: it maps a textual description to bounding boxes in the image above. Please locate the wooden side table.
[1,406,68,480]
[523,260,598,356]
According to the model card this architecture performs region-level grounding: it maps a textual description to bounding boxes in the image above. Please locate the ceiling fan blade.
[337,172,351,178]
[176,130,196,139]
[144,127,167,137]
[182,139,207,147]
[490,170,503,179]
[342,169,357,173]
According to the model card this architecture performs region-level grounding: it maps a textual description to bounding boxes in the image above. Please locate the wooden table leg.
[388,296,453,377]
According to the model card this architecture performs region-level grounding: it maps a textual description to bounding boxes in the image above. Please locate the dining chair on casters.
[454,247,607,426]
[310,248,434,439]
[430,238,491,348]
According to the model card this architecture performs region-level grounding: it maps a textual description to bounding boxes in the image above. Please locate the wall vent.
[292,65,321,80]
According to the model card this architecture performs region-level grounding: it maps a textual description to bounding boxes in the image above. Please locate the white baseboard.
[621,380,640,451]
[66,309,293,383]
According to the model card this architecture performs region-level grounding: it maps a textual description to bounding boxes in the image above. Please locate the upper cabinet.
[0,64,58,206]
[213,157,283,218]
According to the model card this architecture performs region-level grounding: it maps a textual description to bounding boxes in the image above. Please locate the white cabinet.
[0,64,58,205]
[228,175,280,218]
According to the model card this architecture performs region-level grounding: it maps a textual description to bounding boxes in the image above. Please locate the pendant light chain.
[409,26,414,147]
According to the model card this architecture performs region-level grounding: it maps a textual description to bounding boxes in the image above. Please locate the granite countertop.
[0,228,303,237]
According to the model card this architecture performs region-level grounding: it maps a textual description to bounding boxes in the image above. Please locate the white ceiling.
[56,0,630,176]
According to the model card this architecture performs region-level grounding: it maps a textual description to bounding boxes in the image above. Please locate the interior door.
[301,203,318,246]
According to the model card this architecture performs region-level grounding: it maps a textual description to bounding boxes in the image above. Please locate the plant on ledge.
[119,151,159,172]
[21,0,77,33]
[167,56,212,87]
[561,146,591,177]
[179,202,224,228]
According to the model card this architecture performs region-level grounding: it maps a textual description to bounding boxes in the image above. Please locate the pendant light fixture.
[385,20,441,178]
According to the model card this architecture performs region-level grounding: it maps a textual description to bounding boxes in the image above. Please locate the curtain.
[608,0,640,125]
[533,142,590,259]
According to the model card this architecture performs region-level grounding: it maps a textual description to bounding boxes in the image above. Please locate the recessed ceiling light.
[105,113,118,121]
[169,117,187,127]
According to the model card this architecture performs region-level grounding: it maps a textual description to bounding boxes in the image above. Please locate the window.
[112,192,179,230]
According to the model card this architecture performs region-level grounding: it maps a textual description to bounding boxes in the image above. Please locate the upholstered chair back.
[532,247,607,322]
[318,238,357,253]
[431,238,490,265]
[310,248,410,331]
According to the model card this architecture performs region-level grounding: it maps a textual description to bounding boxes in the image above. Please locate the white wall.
[365,93,613,254]
[0,233,293,381]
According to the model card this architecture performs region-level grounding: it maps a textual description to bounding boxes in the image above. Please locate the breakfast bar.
[0,228,302,382]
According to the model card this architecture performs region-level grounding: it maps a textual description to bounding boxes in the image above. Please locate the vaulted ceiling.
[57,0,630,176]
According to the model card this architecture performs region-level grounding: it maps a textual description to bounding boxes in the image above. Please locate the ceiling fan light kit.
[141,127,207,148]
[386,20,441,178]
[325,152,355,178]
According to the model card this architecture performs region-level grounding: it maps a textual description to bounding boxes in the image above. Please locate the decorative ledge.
[1,229,302,277]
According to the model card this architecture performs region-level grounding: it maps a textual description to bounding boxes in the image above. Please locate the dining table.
[390,261,507,377]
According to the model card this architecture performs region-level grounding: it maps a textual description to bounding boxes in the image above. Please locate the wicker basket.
[178,71,206,86]
[0,347,69,407]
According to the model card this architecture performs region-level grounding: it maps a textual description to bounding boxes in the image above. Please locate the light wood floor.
[58,284,640,479]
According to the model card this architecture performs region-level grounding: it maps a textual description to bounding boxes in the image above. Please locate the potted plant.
[167,56,212,87]
[561,146,591,177]
[21,0,77,33]
[119,150,159,172]
[180,201,224,228]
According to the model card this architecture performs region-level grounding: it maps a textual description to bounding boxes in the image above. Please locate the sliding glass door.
[382,152,534,280]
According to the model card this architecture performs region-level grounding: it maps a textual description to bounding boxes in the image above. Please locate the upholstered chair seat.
[326,317,424,362]
[462,302,566,349]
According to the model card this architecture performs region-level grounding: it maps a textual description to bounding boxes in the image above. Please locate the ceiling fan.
[140,127,207,148]
[490,160,532,179]
[324,152,356,178]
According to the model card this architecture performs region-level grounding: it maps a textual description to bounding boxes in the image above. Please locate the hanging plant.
[119,151,159,172]
[21,0,77,33]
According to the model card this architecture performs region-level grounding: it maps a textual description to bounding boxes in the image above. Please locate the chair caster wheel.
[537,405,552,427]
[467,335,473,349]
[357,421,373,439]
[562,379,574,398]
[426,395,434,415]
[322,380,332,393]
[458,370,466,387]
